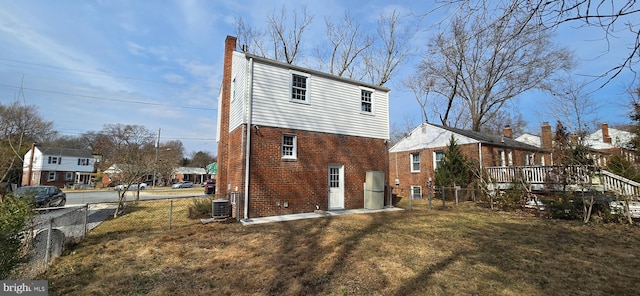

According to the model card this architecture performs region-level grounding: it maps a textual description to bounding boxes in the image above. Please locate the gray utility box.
[364,171,384,210]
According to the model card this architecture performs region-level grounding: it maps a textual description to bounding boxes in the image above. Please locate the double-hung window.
[360,88,373,113]
[434,151,445,171]
[47,172,57,181]
[411,153,420,172]
[290,72,310,103]
[411,186,422,199]
[282,134,297,159]
[48,156,61,164]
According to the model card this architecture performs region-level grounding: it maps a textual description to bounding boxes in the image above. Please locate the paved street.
[65,188,206,205]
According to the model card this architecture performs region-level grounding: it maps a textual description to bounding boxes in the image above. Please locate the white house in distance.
[22,146,98,188]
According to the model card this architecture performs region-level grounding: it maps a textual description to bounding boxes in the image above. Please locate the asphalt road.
[65,188,207,205]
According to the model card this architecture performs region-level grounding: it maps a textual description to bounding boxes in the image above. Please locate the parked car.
[113,183,148,191]
[202,179,216,187]
[172,181,194,189]
[12,185,66,208]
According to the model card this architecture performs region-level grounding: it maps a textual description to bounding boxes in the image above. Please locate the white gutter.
[243,58,254,220]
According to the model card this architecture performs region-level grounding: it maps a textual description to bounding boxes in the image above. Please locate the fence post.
[442,187,446,208]
[455,186,460,206]
[83,203,89,238]
[168,200,173,230]
[44,218,53,269]
[428,186,432,210]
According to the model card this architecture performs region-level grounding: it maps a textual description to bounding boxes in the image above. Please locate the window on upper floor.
[411,153,420,172]
[282,134,297,159]
[434,151,445,171]
[290,72,310,103]
[48,156,61,164]
[361,88,373,113]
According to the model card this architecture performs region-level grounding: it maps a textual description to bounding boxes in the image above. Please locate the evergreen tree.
[434,135,472,187]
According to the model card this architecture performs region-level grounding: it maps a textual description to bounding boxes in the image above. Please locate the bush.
[188,197,214,219]
[541,193,582,220]
[0,195,32,279]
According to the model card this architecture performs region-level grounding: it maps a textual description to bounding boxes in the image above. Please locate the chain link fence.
[14,196,217,278]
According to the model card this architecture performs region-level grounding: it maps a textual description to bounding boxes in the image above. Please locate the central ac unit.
[212,199,230,218]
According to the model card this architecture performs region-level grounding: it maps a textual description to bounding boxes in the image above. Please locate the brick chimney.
[541,122,552,150]
[216,35,237,198]
[602,122,612,144]
[503,126,513,138]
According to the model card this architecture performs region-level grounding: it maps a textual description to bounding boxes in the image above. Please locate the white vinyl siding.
[228,52,248,133]
[244,58,389,140]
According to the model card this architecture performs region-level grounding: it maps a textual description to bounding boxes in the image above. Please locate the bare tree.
[362,10,412,86]
[419,4,573,131]
[100,124,155,217]
[314,12,373,78]
[236,8,411,87]
[440,0,640,85]
[544,75,600,133]
[0,101,55,195]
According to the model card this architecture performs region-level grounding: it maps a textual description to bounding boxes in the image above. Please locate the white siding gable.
[229,53,389,140]
[23,147,97,173]
[390,123,479,153]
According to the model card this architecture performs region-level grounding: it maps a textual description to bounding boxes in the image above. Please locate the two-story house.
[389,123,546,198]
[22,146,98,188]
[217,36,390,219]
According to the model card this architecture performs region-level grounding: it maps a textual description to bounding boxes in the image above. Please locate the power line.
[0,58,170,85]
[0,83,217,111]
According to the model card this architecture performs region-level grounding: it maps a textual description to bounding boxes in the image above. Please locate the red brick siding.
[390,143,547,198]
[216,36,237,198]
[245,126,388,218]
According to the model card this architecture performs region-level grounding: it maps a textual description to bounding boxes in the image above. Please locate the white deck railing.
[485,166,640,198]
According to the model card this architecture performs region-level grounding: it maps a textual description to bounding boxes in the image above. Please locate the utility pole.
[153,128,161,188]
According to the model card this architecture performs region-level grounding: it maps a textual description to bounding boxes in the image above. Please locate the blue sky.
[0,0,636,156]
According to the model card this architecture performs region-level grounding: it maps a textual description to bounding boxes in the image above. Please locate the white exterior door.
[328,164,344,210]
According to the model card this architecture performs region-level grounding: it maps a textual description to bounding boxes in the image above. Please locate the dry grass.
[44,198,640,296]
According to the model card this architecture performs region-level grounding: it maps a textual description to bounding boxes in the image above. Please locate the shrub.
[188,197,214,218]
[0,195,32,279]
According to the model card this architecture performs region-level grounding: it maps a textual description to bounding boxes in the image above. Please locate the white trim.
[282,134,297,160]
[410,152,420,173]
[433,150,445,171]
[289,70,311,104]
[359,86,375,115]
[410,185,422,199]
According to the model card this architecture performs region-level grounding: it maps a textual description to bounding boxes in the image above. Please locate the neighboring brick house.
[389,123,546,198]
[516,122,637,167]
[22,146,98,188]
[172,167,207,184]
[216,35,390,219]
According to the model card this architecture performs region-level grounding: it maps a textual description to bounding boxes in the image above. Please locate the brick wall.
[390,143,546,198]
[244,126,388,218]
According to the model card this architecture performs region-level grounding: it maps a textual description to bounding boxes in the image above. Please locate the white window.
[411,186,422,199]
[48,156,61,164]
[282,134,297,159]
[65,172,74,181]
[525,153,535,166]
[434,151,445,171]
[32,172,37,180]
[360,88,373,113]
[77,158,90,166]
[290,71,310,103]
[410,153,420,172]
[499,150,506,166]
[508,151,513,166]
[231,77,236,102]
[47,172,56,181]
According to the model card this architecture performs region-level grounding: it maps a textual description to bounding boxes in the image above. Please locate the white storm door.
[328,165,345,210]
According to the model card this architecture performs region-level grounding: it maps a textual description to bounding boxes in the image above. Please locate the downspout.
[478,142,483,175]
[243,58,254,220]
